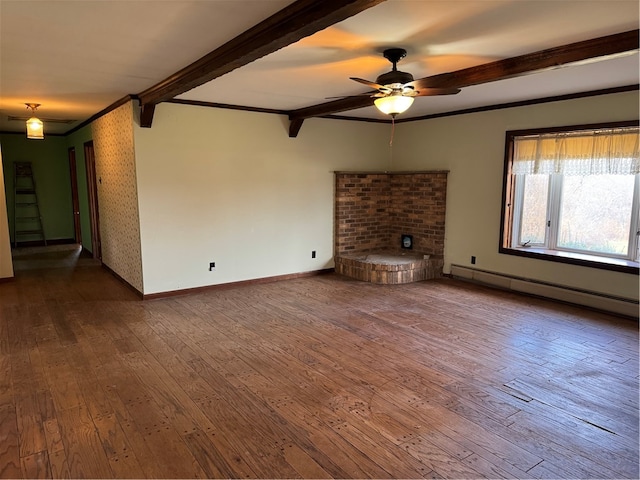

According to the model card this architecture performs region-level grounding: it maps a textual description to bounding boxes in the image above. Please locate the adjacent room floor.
[0,245,637,478]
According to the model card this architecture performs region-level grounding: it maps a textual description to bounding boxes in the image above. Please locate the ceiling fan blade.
[405,77,442,90]
[350,77,389,91]
[414,87,461,97]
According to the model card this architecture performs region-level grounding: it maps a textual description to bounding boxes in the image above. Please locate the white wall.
[393,91,640,301]
[134,103,391,294]
[0,145,14,279]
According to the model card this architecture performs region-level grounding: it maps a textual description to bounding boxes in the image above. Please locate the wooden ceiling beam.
[413,29,639,90]
[287,96,375,137]
[286,29,639,134]
[136,0,387,127]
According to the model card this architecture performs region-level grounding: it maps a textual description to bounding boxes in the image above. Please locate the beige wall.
[130,92,638,300]
[393,90,640,301]
[92,102,143,292]
[134,102,391,294]
[0,145,14,279]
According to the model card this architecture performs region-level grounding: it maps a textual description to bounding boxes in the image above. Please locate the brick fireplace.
[334,171,447,284]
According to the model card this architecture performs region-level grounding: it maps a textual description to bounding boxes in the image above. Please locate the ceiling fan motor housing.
[376,70,414,87]
[377,48,414,87]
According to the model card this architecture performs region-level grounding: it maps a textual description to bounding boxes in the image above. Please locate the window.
[500,121,639,274]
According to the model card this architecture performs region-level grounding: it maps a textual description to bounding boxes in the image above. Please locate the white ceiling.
[1,0,638,135]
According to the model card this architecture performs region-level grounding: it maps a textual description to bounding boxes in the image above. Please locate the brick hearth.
[334,171,447,284]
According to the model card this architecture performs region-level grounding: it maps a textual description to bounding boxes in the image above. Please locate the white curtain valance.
[512,127,640,175]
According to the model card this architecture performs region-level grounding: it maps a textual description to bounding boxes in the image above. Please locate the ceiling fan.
[348,48,461,116]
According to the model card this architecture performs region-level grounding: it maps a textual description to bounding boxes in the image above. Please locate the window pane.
[558,174,635,255]
[520,174,548,245]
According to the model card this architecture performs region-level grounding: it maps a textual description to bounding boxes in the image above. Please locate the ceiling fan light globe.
[26,116,44,139]
[374,95,414,116]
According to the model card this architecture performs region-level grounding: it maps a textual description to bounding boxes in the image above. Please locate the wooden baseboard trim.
[449,264,639,319]
[143,268,335,301]
[101,263,144,299]
[13,238,76,248]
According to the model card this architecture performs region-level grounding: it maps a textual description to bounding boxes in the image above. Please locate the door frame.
[67,147,82,244]
[84,141,101,260]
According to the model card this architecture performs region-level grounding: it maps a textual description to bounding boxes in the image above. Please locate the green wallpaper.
[0,133,74,243]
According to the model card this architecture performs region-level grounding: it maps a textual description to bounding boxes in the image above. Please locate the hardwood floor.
[0,245,638,478]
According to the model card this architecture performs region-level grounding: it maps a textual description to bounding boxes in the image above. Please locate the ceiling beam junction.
[136,0,387,127]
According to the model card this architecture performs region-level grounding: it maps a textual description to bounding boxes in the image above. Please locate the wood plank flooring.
[0,245,638,478]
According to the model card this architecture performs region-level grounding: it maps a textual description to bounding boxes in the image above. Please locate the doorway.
[67,147,82,244]
[84,141,101,261]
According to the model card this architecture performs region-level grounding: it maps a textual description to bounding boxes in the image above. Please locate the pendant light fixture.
[25,103,44,139]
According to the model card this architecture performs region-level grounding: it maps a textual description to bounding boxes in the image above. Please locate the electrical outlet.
[471,256,476,265]
[311,250,316,258]
[209,262,215,271]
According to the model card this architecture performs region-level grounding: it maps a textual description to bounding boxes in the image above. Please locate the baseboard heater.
[450,264,638,319]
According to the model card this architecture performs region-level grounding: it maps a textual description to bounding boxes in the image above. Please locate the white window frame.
[511,173,640,262]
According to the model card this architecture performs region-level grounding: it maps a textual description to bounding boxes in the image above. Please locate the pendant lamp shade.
[26,117,44,139]
[374,95,414,116]
[25,104,44,139]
